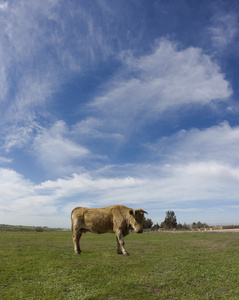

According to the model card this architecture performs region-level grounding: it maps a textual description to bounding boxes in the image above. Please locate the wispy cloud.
[0,1,238,228]
[3,121,42,152]
[0,156,12,164]
[32,121,91,175]
[1,158,239,227]
[2,121,239,226]
[0,1,61,127]
[91,40,232,135]
[0,0,118,127]
[0,1,109,160]
[0,167,61,227]
[147,121,239,165]
[209,12,238,49]
[0,2,8,11]
[0,168,33,205]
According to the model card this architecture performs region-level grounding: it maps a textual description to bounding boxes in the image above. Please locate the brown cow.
[71,205,148,256]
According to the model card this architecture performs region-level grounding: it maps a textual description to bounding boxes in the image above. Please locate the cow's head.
[129,209,148,233]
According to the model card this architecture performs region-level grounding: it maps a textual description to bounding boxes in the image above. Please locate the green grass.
[1,231,239,299]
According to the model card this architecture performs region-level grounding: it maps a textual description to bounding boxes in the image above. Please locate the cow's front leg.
[115,232,129,256]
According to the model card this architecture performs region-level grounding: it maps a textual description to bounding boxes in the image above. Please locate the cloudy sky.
[1,0,239,228]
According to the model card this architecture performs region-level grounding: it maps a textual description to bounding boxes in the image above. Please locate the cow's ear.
[129,209,134,215]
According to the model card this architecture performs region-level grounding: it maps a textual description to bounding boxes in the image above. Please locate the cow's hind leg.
[116,236,123,254]
[72,226,81,254]
[77,231,82,253]
[115,232,129,256]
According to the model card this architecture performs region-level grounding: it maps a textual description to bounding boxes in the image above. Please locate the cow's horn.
[138,209,148,215]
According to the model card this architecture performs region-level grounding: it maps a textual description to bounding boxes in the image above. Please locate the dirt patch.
[146,284,162,295]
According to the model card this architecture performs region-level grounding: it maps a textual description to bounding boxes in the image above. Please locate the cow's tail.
[71,209,74,232]
[71,207,82,232]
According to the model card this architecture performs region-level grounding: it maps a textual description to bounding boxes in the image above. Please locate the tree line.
[143,210,208,230]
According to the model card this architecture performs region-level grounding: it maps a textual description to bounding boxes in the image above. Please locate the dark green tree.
[161,210,177,229]
[143,217,153,229]
[35,226,44,232]
[152,223,160,231]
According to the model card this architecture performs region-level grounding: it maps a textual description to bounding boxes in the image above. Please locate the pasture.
[1,230,239,299]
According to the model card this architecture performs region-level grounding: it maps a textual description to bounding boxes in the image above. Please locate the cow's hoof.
[75,252,81,255]
[117,252,123,255]
[123,253,129,256]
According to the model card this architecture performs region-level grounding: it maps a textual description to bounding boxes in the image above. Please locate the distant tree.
[192,221,208,229]
[177,223,183,230]
[161,210,177,229]
[183,222,190,230]
[152,223,160,231]
[177,222,190,230]
[197,221,202,228]
[143,218,153,229]
[35,227,44,232]
[192,222,197,229]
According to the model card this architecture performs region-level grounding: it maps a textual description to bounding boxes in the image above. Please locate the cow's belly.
[91,228,114,234]
[83,224,114,234]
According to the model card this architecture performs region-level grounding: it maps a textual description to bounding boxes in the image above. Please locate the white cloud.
[210,13,238,49]
[72,117,124,143]
[33,154,239,211]
[0,1,61,130]
[1,3,238,228]
[91,40,232,133]
[29,122,239,223]
[148,121,239,165]
[0,167,65,226]
[0,168,35,214]
[0,0,116,125]
[157,162,239,203]
[7,73,57,121]
[1,132,239,228]
[32,121,90,175]
[32,173,140,215]
[0,156,12,164]
[3,121,42,152]
[0,63,8,103]
[0,2,8,11]
[0,166,143,227]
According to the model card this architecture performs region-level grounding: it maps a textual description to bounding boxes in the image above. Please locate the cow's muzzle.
[136,229,143,234]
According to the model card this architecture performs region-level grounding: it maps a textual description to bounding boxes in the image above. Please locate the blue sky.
[1,0,239,228]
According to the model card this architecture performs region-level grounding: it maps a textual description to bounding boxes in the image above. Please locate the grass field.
[1,230,239,299]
